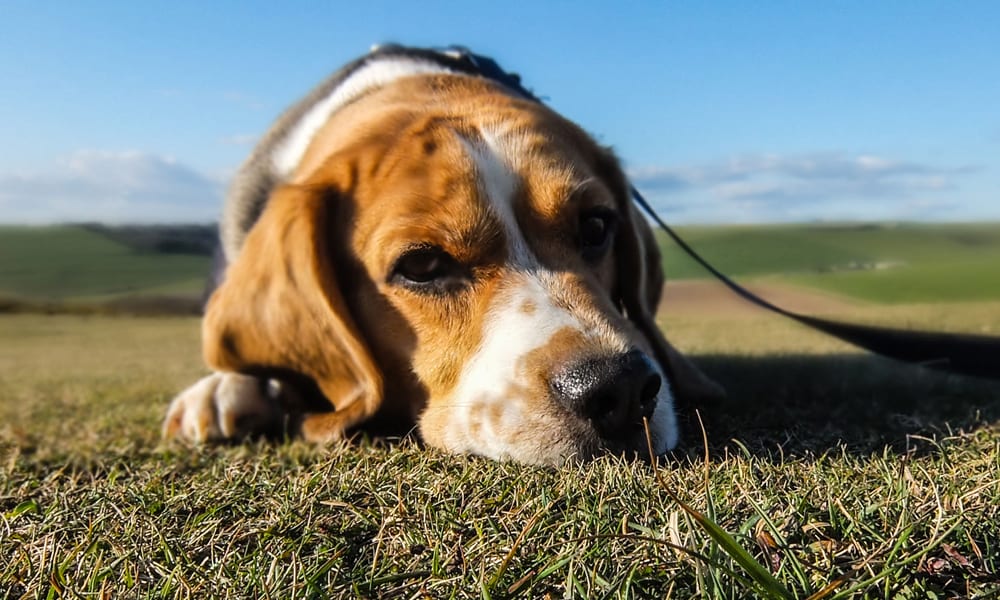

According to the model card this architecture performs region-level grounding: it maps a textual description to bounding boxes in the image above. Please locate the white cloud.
[0,151,223,224]
[629,152,982,223]
[1,149,985,225]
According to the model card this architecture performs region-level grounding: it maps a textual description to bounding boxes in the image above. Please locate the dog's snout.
[550,350,661,440]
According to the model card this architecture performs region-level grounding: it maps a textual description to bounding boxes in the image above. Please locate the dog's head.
[203,74,721,465]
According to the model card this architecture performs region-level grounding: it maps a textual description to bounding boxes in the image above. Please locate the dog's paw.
[162,373,285,443]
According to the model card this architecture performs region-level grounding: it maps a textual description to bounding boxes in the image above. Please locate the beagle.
[163,46,722,465]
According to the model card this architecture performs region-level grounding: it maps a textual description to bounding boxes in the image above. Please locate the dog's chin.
[502,408,680,468]
[418,377,680,467]
[534,437,671,468]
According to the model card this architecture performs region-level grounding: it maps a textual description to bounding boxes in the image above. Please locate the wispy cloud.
[220,133,257,146]
[220,91,266,111]
[0,151,223,224]
[629,152,980,222]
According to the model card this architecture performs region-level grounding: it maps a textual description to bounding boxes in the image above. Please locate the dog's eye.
[390,246,468,293]
[579,209,618,261]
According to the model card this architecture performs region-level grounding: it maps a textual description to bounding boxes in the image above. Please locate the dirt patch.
[660,279,861,317]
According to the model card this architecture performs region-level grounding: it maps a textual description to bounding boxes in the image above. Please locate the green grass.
[659,222,1000,303]
[784,256,1000,304]
[0,225,210,300]
[3,222,1000,308]
[2,309,999,598]
[2,221,999,595]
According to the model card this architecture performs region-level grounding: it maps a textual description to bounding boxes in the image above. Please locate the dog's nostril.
[639,373,661,417]
[584,390,618,421]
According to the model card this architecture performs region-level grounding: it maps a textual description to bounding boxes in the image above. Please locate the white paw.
[163,373,284,442]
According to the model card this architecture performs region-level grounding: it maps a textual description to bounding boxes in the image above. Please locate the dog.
[163,45,722,465]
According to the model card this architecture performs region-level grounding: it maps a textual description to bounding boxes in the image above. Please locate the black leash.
[411,44,1000,381]
[631,188,1000,380]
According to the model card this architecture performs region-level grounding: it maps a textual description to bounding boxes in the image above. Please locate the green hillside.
[659,222,1000,303]
[1,222,998,306]
[0,225,211,300]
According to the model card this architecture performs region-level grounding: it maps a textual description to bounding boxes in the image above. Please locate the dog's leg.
[163,373,289,442]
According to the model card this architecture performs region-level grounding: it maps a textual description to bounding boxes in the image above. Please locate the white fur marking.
[271,58,454,177]
[647,366,679,453]
[442,277,584,459]
[463,128,537,267]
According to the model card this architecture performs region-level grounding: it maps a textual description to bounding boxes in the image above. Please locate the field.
[658,223,1000,304]
[1,223,999,597]
[3,222,1000,307]
[0,225,212,302]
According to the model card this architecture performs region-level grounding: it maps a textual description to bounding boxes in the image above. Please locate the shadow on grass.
[261,353,1000,464]
[680,353,1000,459]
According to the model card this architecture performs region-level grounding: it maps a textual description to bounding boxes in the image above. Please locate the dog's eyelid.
[397,241,443,257]
[581,205,619,221]
[388,244,471,293]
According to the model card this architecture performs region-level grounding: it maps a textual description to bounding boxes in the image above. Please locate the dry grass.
[2,307,999,598]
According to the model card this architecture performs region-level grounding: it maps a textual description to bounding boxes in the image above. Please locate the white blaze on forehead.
[437,277,585,460]
[271,57,454,177]
[461,126,537,267]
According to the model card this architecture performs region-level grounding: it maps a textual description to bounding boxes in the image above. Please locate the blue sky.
[1,1,998,224]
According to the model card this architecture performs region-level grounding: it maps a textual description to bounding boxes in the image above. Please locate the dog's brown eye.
[390,246,469,293]
[580,209,618,261]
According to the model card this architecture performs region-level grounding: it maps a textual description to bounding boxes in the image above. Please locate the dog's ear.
[602,155,726,406]
[202,184,382,441]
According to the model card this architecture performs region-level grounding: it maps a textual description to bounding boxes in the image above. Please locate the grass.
[3,222,1000,308]
[658,222,1000,303]
[0,225,210,301]
[784,256,1000,304]
[2,305,999,598]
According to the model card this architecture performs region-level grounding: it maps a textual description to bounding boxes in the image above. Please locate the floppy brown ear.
[202,184,383,441]
[610,171,726,406]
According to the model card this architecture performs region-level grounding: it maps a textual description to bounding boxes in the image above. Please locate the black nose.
[550,350,661,440]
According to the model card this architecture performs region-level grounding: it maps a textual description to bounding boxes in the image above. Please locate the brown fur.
[172,73,722,454]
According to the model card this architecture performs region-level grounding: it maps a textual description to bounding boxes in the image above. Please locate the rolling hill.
[658,222,1000,303]
[1,222,998,309]
[0,225,212,302]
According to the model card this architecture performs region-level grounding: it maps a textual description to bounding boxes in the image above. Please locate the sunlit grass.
[2,308,999,598]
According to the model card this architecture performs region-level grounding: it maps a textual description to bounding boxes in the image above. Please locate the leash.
[631,188,1000,380]
[404,45,1000,380]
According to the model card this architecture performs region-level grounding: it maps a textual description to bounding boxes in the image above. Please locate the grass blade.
[645,418,794,600]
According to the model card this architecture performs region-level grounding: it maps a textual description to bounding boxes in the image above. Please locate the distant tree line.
[80,223,217,256]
